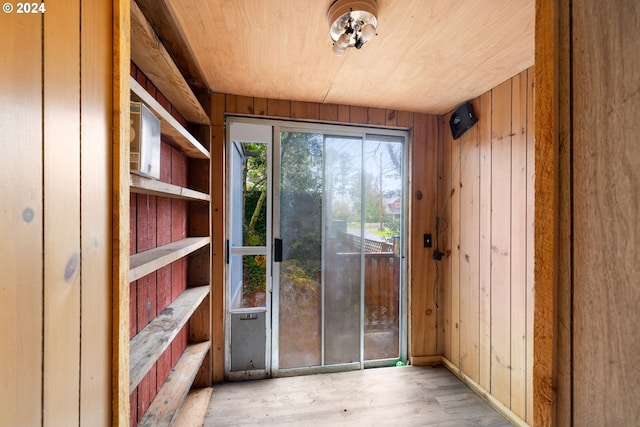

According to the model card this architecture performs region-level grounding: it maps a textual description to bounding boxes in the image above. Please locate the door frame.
[224,119,273,380]
[225,116,409,379]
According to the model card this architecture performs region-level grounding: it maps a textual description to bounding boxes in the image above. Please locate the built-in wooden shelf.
[128,237,210,283]
[137,341,211,427]
[129,285,210,390]
[128,5,213,425]
[172,387,213,426]
[130,174,210,202]
[130,77,210,160]
[130,0,209,125]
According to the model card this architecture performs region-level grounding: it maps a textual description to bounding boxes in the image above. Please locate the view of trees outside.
[240,142,268,307]
[327,135,403,241]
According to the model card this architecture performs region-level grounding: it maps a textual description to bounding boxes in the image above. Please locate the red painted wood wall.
[129,63,190,425]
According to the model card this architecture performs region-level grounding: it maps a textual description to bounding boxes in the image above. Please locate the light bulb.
[359,23,376,44]
[336,31,352,49]
[332,43,346,55]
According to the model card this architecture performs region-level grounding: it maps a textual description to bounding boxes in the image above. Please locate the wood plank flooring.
[204,365,513,426]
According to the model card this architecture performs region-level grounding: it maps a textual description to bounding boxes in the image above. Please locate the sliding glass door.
[226,118,407,379]
[276,131,324,369]
[273,126,406,373]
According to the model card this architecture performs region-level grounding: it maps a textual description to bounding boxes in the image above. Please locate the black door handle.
[274,238,283,262]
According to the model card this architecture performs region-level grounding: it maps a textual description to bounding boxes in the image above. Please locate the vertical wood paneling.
[441,117,452,361]
[489,79,512,407]
[555,2,573,425]
[409,113,426,356]
[129,392,137,427]
[267,99,291,117]
[572,2,640,425]
[533,2,558,425]
[450,112,461,367]
[435,116,446,356]
[443,68,535,423]
[385,110,398,127]
[458,99,480,382]
[337,104,350,122]
[171,148,187,364]
[235,95,254,115]
[190,128,213,387]
[211,93,226,382]
[291,101,319,120]
[319,103,338,122]
[254,97,267,116]
[424,114,440,357]
[0,11,43,427]
[384,110,398,127]
[43,1,81,424]
[509,70,528,419]
[525,67,535,424]
[397,111,414,129]
[410,113,438,357]
[478,90,493,391]
[157,144,173,323]
[192,292,213,387]
[113,0,131,424]
[349,106,367,124]
[367,107,386,126]
[80,1,112,424]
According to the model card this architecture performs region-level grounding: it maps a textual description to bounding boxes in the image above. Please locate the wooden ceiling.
[145,0,534,115]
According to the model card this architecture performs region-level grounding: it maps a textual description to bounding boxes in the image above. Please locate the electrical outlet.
[424,234,432,248]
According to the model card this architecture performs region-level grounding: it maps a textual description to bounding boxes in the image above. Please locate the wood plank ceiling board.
[163,0,534,114]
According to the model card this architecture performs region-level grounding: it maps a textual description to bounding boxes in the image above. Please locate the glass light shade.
[359,22,376,43]
[336,31,352,49]
[332,44,347,55]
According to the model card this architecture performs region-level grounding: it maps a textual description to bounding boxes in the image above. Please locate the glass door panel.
[275,129,406,372]
[362,135,404,361]
[324,136,363,365]
[277,131,323,369]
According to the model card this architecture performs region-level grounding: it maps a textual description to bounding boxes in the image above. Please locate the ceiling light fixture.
[327,0,378,56]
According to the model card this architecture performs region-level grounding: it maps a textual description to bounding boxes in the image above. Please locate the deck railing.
[336,231,394,253]
[326,251,400,330]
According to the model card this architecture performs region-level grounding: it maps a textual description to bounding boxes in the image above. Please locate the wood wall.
[536,1,640,425]
[571,2,640,424]
[440,68,535,424]
[0,1,113,426]
[209,94,442,380]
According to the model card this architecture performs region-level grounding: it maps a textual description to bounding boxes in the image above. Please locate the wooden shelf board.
[130,0,209,125]
[129,286,210,391]
[131,77,210,160]
[130,174,210,201]
[129,236,210,283]
[137,342,211,427]
[172,387,213,427]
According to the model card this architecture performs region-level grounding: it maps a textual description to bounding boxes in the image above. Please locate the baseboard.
[410,355,443,366]
[439,357,529,427]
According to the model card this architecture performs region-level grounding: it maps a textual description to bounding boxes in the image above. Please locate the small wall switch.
[424,234,432,248]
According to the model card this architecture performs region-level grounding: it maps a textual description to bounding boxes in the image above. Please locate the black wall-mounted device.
[449,101,477,139]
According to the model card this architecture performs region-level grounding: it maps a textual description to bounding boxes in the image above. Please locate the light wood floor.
[203,365,513,426]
